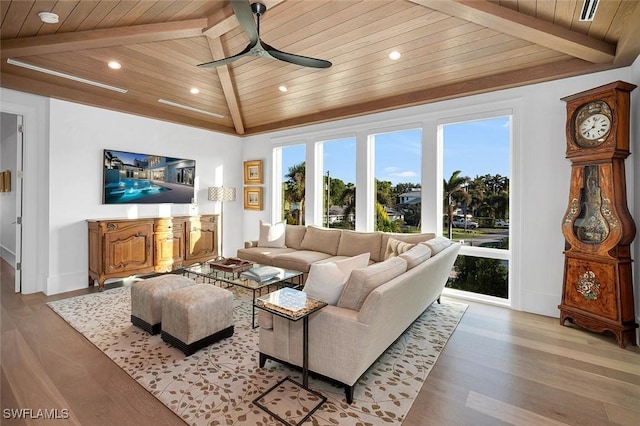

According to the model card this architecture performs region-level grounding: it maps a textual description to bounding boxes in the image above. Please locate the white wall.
[242,65,638,319]
[0,113,18,265]
[0,88,243,295]
[46,99,243,294]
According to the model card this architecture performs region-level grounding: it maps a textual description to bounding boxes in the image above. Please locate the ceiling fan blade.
[197,42,253,68]
[230,0,258,44]
[263,43,332,69]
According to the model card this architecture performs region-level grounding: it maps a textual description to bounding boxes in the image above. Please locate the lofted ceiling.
[1,0,639,136]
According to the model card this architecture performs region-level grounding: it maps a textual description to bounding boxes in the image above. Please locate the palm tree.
[284,162,305,225]
[443,171,471,238]
[339,184,356,227]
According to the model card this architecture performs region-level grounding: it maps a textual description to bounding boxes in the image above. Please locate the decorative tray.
[207,257,253,273]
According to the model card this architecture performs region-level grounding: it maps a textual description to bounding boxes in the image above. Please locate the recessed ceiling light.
[279,85,288,92]
[38,12,59,24]
[190,87,200,94]
[389,51,401,60]
[108,61,121,70]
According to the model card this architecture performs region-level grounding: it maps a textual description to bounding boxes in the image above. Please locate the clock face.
[574,101,613,147]
[579,113,611,140]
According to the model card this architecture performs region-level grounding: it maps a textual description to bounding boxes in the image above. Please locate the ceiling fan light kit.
[198,1,332,69]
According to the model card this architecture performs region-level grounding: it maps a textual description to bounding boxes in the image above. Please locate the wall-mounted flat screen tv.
[103,149,196,204]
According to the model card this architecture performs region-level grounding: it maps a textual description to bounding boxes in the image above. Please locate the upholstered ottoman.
[161,284,234,356]
[131,274,196,335]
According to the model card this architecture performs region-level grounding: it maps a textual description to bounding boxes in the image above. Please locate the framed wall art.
[243,186,263,210]
[243,160,263,184]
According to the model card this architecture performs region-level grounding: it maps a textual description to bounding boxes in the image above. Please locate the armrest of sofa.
[244,240,259,248]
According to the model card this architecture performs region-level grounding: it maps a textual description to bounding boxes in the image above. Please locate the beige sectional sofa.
[236,225,461,403]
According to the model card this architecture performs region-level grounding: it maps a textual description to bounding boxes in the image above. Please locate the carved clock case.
[559,81,637,348]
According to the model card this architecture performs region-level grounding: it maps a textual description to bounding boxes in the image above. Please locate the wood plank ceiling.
[1,0,639,136]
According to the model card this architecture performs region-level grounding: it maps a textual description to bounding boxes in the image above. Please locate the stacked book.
[240,265,281,282]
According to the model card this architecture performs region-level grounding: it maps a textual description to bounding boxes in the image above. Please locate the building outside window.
[372,129,422,233]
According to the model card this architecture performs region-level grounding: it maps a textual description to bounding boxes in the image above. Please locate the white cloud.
[390,171,417,178]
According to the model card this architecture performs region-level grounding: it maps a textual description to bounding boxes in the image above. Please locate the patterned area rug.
[48,285,466,426]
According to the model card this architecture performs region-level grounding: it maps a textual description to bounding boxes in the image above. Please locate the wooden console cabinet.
[88,214,218,291]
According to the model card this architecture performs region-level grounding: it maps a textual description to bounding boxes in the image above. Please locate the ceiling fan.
[198,0,332,69]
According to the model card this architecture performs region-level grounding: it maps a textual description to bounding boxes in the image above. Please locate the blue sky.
[282,116,510,185]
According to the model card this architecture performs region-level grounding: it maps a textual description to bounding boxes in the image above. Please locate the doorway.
[0,112,24,293]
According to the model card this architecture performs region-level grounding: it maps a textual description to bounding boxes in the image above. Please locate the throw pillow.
[399,244,432,269]
[303,253,370,305]
[258,220,286,248]
[335,252,370,277]
[422,236,451,255]
[384,237,415,259]
[337,257,408,311]
[303,262,346,305]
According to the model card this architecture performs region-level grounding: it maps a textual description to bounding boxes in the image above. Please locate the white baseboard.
[46,271,90,296]
[0,246,16,267]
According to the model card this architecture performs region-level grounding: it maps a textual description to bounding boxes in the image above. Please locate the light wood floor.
[1,259,639,425]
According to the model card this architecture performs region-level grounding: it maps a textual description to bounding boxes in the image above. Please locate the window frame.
[437,109,515,306]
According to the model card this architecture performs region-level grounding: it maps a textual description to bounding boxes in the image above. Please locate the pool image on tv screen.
[103,149,196,204]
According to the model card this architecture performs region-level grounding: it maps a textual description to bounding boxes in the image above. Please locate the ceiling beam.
[206,37,245,135]
[0,19,208,59]
[613,1,640,66]
[247,58,614,135]
[411,0,616,64]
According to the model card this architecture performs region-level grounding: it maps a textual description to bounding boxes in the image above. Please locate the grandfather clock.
[559,81,637,348]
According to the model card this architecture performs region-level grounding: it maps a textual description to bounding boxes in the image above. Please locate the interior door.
[15,115,23,292]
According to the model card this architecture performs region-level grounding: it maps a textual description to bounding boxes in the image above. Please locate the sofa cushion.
[337,257,408,311]
[337,230,383,261]
[379,232,435,260]
[272,250,334,273]
[299,226,342,255]
[285,225,307,249]
[422,236,451,255]
[258,220,286,248]
[399,244,432,269]
[236,246,295,266]
[303,253,370,305]
[384,237,415,259]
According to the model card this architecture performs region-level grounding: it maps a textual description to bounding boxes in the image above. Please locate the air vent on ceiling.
[158,99,225,119]
[6,58,128,93]
[579,0,599,22]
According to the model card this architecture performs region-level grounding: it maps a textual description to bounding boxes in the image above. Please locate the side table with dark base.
[253,288,327,426]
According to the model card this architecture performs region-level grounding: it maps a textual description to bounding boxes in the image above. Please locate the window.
[372,129,422,233]
[321,138,356,229]
[441,116,511,299]
[279,144,306,225]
